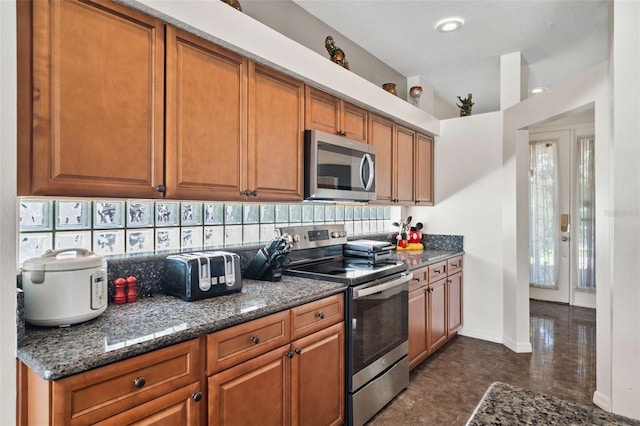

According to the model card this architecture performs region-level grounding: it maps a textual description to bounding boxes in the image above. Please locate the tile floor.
[369,300,596,425]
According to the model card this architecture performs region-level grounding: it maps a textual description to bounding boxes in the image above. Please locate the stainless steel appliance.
[281,224,410,426]
[305,129,377,201]
[21,248,108,327]
[343,239,396,263]
[164,251,242,301]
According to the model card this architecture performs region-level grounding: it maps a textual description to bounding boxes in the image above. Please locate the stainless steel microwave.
[304,129,376,201]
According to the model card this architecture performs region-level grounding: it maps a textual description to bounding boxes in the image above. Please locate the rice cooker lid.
[22,248,105,272]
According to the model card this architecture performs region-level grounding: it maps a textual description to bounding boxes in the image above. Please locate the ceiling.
[291,0,609,116]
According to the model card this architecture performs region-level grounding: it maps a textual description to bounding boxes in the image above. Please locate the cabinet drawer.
[428,261,447,283]
[290,294,344,340]
[52,338,201,425]
[207,310,290,373]
[447,256,463,275]
[409,266,429,292]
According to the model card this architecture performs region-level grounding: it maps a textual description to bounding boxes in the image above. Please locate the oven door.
[349,272,410,392]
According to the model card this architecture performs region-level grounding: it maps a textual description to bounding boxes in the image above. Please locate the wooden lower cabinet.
[427,279,448,353]
[408,257,464,371]
[17,338,204,425]
[208,322,344,426]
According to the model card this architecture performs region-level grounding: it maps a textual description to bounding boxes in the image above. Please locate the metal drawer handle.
[316,312,325,320]
[251,335,260,344]
[133,377,146,389]
[434,269,441,274]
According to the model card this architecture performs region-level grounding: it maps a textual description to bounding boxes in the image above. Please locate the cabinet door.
[448,272,463,336]
[165,26,247,200]
[395,124,416,204]
[368,114,394,203]
[428,279,448,353]
[408,288,428,370]
[29,0,164,198]
[342,101,368,143]
[209,345,289,426]
[305,86,341,135]
[290,322,344,426]
[248,63,304,201]
[415,133,434,205]
[95,382,203,426]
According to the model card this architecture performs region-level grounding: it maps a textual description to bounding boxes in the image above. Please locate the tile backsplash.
[18,198,398,266]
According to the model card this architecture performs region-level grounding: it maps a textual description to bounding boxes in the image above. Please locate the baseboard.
[502,335,533,353]
[458,329,503,345]
[593,390,611,411]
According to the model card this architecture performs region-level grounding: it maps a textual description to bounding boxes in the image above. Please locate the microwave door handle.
[359,153,375,191]
[353,273,412,298]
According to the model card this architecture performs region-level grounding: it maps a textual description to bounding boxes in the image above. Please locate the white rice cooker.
[21,248,108,327]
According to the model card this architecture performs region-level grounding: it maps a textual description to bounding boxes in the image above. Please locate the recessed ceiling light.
[530,86,548,94]
[435,17,464,33]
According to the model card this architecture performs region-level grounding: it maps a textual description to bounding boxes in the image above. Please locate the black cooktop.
[284,258,407,286]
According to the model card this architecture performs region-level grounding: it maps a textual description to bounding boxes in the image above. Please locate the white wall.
[610,0,640,418]
[407,111,504,343]
[0,0,17,423]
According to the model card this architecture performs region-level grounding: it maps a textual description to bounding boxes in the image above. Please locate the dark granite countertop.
[17,276,346,381]
[466,382,640,425]
[395,249,464,270]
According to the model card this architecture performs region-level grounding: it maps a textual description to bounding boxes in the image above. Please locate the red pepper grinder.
[126,276,138,303]
[114,278,127,304]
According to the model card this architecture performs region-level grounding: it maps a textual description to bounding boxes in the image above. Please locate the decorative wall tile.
[224,225,243,246]
[377,206,384,220]
[55,231,92,250]
[361,206,370,220]
[243,224,260,245]
[19,232,53,265]
[126,229,154,253]
[344,205,354,220]
[260,204,275,223]
[325,205,335,222]
[204,203,224,225]
[181,227,203,249]
[275,204,289,223]
[93,200,124,229]
[302,204,314,223]
[155,227,180,251]
[353,221,362,235]
[384,206,391,219]
[335,205,344,222]
[289,204,302,223]
[155,202,180,227]
[204,226,224,248]
[19,199,53,231]
[55,200,91,230]
[353,206,362,220]
[181,203,203,226]
[224,204,243,225]
[243,204,259,224]
[93,230,125,255]
[127,201,154,228]
[362,220,370,234]
[260,224,276,242]
[344,221,354,236]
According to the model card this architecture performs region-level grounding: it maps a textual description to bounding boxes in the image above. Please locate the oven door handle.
[353,273,412,298]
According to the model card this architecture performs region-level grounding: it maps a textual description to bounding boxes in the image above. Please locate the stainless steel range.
[281,224,410,426]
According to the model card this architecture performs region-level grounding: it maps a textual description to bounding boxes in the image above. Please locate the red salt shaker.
[114,277,126,304]
[126,276,138,303]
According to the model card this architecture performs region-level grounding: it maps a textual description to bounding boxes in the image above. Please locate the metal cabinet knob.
[242,189,250,196]
[561,236,569,242]
[155,184,166,193]
[286,351,294,359]
[251,335,260,344]
[251,190,258,197]
[133,377,146,388]
[294,348,302,355]
[316,312,325,320]
[192,392,203,402]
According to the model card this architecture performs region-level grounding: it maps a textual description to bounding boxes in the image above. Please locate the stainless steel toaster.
[164,251,242,301]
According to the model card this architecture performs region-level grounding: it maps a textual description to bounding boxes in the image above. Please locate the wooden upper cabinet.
[165,26,247,200]
[395,124,416,204]
[368,113,394,203]
[248,62,304,201]
[415,133,434,205]
[25,0,165,198]
[305,86,367,143]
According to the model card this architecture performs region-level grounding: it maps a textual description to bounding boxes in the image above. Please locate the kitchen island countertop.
[17,276,346,381]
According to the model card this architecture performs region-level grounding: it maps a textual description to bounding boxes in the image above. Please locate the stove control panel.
[279,224,348,250]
